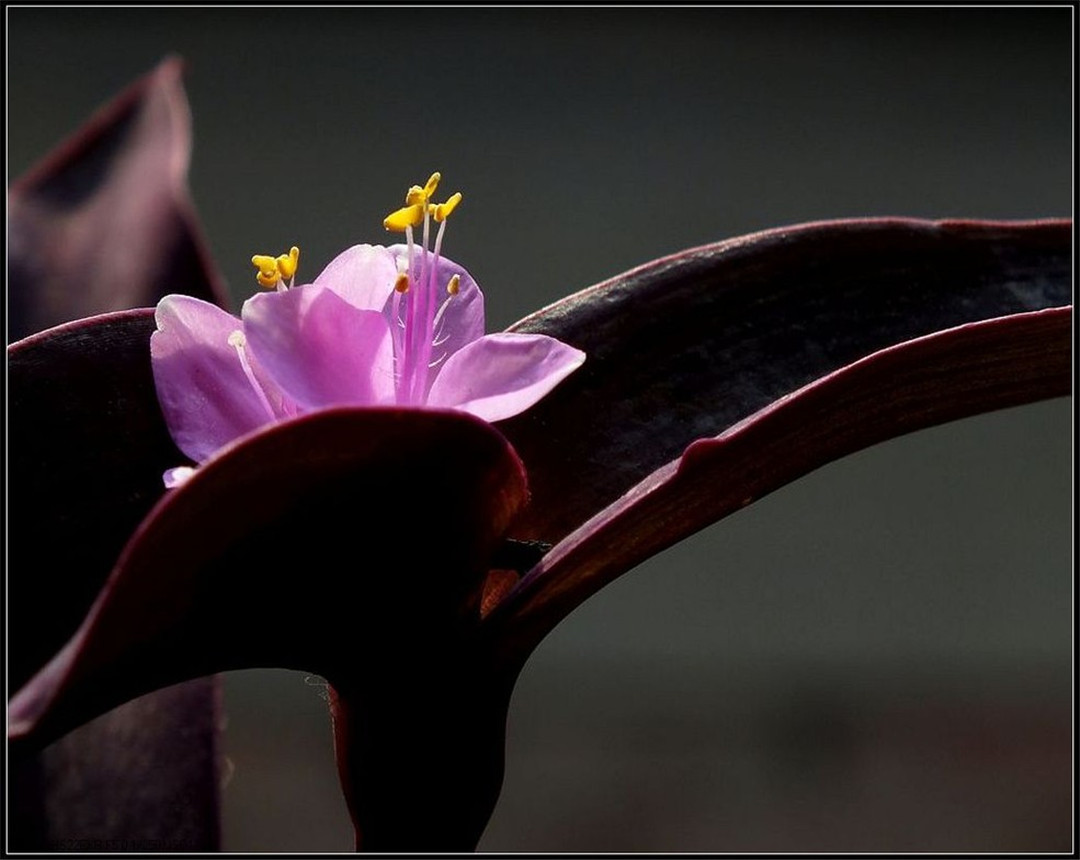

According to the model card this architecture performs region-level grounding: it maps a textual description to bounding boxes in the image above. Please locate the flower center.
[383,171,465,405]
[245,173,465,406]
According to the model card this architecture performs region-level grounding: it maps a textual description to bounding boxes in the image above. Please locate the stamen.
[405,226,415,278]
[251,254,280,289]
[432,280,459,333]
[252,245,300,290]
[229,330,276,421]
[276,246,300,282]
[384,204,425,232]
[386,171,462,405]
[410,202,432,404]
[390,289,406,371]
[433,191,463,223]
[421,198,431,262]
[431,215,448,267]
[423,214,454,375]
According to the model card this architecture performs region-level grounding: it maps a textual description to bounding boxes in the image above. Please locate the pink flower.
[151,174,584,484]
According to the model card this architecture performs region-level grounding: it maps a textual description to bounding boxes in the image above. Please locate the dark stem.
[327,646,520,852]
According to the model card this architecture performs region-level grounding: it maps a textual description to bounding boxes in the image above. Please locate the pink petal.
[151,295,291,462]
[243,285,395,409]
[426,333,585,422]
[313,243,400,311]
[388,244,485,358]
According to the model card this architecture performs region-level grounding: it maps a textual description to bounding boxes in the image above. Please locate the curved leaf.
[8,217,1070,852]
[8,310,179,691]
[491,307,1070,651]
[8,57,230,851]
[9,407,527,747]
[9,310,224,851]
[8,56,227,341]
[498,218,1070,546]
[9,678,221,851]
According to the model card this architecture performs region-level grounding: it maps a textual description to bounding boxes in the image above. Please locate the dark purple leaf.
[7,56,229,852]
[9,402,528,748]
[8,217,1070,851]
[492,306,1070,651]
[10,352,528,850]
[9,311,223,856]
[498,218,1070,546]
[10,678,220,852]
[9,310,178,691]
[8,57,228,342]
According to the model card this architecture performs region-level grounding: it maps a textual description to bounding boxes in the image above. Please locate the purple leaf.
[8,56,228,342]
[8,217,1070,851]
[488,216,1070,648]
[9,402,528,748]
[9,311,179,692]
[7,57,229,852]
[497,218,1070,545]
[492,306,1070,651]
[8,311,225,851]
[10,678,221,852]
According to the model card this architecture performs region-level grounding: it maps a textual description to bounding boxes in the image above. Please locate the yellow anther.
[403,171,441,206]
[433,191,463,223]
[384,203,426,232]
[276,246,300,281]
[446,274,461,295]
[388,172,457,230]
[394,273,410,293]
[423,171,441,198]
[252,246,300,289]
[227,330,246,348]
[251,254,280,288]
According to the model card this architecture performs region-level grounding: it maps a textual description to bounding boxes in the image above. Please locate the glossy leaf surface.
[492,308,1070,651]
[8,218,1070,852]
[7,57,229,851]
[8,57,227,342]
[10,405,528,747]
[9,311,178,691]
[498,219,1070,545]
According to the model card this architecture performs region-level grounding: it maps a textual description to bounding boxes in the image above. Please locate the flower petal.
[243,284,395,409]
[388,244,485,358]
[426,333,585,422]
[313,243,399,311]
[151,295,292,463]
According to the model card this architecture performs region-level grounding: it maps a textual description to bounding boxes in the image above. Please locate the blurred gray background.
[8,7,1072,852]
